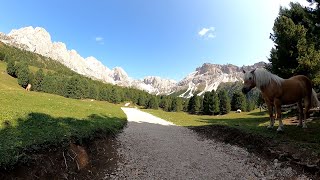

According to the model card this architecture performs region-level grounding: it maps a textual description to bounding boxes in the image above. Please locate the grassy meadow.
[0,62,127,168]
[144,108,320,153]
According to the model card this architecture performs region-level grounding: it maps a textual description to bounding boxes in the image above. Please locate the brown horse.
[242,68,320,132]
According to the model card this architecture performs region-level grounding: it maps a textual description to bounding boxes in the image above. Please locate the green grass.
[143,108,320,153]
[0,62,127,168]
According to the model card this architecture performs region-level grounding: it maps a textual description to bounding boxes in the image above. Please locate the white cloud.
[95,36,104,45]
[198,27,216,39]
[95,37,103,41]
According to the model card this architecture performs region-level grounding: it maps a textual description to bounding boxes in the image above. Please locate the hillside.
[0,61,127,168]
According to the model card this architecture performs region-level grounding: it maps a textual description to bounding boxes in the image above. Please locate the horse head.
[242,69,256,94]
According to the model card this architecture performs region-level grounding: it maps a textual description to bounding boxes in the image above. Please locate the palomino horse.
[242,68,320,132]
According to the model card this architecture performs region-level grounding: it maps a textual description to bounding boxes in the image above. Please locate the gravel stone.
[107,108,310,179]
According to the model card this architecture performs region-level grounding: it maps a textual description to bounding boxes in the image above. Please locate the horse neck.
[258,79,280,95]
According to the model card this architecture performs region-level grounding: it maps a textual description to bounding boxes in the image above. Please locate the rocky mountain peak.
[111,67,129,81]
[8,26,52,55]
[0,26,266,96]
[176,62,265,98]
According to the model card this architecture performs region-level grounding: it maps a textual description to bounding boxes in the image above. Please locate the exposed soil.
[0,135,121,180]
[189,123,320,179]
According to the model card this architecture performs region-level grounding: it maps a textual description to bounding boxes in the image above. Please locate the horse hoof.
[277,127,284,132]
[302,125,307,129]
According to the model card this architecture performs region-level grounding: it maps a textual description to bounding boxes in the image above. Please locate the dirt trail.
[108,108,310,179]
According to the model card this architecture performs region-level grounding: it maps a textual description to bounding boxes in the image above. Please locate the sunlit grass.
[0,62,127,168]
[143,108,320,153]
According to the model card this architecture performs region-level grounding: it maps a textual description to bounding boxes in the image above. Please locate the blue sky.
[0,0,311,81]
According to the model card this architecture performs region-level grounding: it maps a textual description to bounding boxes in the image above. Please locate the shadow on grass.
[197,115,320,141]
[0,112,126,168]
[189,115,320,177]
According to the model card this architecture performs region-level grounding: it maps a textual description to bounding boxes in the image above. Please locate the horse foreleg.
[267,104,275,129]
[274,99,284,132]
[303,97,311,128]
[297,101,303,127]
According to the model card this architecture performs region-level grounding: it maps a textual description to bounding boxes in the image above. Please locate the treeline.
[1,41,259,115]
[184,89,256,115]
[5,58,259,115]
[5,59,154,103]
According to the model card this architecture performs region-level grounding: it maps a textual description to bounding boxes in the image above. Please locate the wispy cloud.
[198,27,216,39]
[95,36,104,45]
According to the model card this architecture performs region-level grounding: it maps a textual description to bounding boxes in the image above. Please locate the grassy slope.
[144,108,320,153]
[0,62,127,167]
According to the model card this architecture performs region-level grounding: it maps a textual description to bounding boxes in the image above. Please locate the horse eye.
[249,77,252,80]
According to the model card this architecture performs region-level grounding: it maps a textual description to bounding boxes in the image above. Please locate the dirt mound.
[0,136,120,179]
[189,125,320,178]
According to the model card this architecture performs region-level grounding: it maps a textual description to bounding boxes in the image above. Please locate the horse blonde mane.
[253,68,284,88]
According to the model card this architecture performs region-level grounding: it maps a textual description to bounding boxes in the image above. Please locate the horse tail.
[311,88,320,108]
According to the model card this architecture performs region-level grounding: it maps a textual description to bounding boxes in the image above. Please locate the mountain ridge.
[0,26,266,97]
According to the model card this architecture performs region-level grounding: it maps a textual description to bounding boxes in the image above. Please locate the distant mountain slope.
[0,26,265,96]
[174,62,266,98]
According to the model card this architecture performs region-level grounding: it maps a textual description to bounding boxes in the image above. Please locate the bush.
[16,62,30,88]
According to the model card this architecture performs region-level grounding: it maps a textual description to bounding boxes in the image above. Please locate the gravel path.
[106,108,309,179]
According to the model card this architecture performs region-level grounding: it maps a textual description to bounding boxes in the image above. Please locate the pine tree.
[202,92,213,115]
[231,91,247,111]
[16,62,30,88]
[55,74,68,97]
[171,97,183,112]
[146,96,159,109]
[187,96,195,113]
[42,72,54,93]
[183,98,189,112]
[138,93,147,106]
[211,90,220,115]
[88,85,98,100]
[110,87,122,104]
[218,90,231,115]
[0,51,5,61]
[98,87,108,101]
[268,3,320,86]
[160,97,171,111]
[246,98,255,112]
[188,95,202,114]
[33,69,45,92]
[80,78,90,99]
[66,76,82,99]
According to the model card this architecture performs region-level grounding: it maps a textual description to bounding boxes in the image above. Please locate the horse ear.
[242,69,246,73]
[250,69,256,74]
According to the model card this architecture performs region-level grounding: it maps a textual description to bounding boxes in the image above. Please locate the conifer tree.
[147,96,159,109]
[171,97,183,112]
[16,62,30,88]
[218,90,231,115]
[231,91,247,111]
[33,69,45,91]
[6,59,16,77]
[202,92,213,115]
